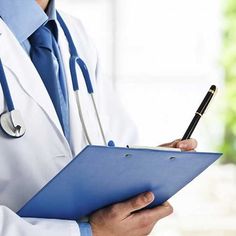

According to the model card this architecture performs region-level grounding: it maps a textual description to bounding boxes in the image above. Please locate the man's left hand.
[159,138,197,151]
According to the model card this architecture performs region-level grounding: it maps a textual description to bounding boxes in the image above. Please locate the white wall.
[57,0,114,79]
[114,0,223,149]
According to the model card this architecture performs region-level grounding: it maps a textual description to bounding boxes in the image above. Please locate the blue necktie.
[29,24,70,141]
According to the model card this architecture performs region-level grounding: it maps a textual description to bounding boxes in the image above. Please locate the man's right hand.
[90,192,173,236]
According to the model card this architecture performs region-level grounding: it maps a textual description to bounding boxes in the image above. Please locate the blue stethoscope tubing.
[57,12,108,146]
[0,59,14,112]
[0,12,114,146]
[0,59,26,138]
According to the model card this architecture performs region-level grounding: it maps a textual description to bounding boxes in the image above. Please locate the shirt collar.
[0,0,57,43]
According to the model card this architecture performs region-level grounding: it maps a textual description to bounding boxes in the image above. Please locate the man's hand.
[89,138,197,235]
[90,192,173,236]
[158,138,198,151]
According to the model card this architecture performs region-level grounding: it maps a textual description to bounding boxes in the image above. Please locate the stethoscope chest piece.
[0,110,26,138]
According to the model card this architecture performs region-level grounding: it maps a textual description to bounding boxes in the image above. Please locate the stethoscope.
[0,12,115,147]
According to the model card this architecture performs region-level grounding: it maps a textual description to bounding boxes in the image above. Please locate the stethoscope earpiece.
[0,110,26,138]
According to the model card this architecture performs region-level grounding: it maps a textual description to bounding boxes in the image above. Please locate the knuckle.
[139,215,152,228]
[162,205,173,217]
[130,198,141,209]
[173,139,180,147]
[190,138,197,147]
[167,205,174,214]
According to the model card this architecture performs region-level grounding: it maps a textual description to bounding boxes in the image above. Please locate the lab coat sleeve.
[0,205,81,236]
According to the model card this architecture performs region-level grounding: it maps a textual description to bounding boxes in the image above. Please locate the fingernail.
[163,202,169,207]
[144,192,154,203]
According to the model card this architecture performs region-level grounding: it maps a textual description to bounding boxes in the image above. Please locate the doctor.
[0,0,197,235]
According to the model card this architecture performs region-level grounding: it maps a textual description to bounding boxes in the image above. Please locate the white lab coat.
[0,12,137,236]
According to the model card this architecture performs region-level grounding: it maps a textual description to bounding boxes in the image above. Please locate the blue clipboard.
[18,145,222,220]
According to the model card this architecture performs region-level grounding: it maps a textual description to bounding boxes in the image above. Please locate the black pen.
[181,85,217,140]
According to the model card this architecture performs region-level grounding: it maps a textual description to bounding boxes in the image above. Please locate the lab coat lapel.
[0,19,64,135]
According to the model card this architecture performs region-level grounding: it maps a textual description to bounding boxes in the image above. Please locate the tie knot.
[29,25,53,50]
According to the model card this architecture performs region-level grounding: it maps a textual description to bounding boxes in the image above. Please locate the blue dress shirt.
[0,0,92,235]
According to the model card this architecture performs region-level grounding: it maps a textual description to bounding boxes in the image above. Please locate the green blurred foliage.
[221,0,236,163]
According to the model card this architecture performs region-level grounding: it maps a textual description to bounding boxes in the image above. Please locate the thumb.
[115,192,155,218]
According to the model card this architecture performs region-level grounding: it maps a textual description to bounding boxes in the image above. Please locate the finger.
[175,138,198,151]
[113,192,155,218]
[131,202,173,224]
[158,139,180,148]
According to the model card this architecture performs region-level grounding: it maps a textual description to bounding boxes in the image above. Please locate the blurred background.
[57,0,236,235]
